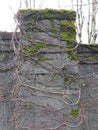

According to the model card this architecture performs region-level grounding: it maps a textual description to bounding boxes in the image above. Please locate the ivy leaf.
[71,109,79,117]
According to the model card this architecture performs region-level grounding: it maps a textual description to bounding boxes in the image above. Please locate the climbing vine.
[11,9,83,130]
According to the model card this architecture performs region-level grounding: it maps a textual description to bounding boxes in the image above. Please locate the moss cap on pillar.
[17,9,76,21]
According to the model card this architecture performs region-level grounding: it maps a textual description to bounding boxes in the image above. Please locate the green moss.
[21,42,47,57]
[64,77,71,83]
[65,40,77,62]
[22,46,35,56]
[24,103,33,110]
[38,55,51,62]
[68,52,78,61]
[71,109,79,117]
[40,10,54,19]
[36,42,46,49]
[50,20,55,28]
[61,32,76,41]
[39,55,46,62]
[64,77,76,83]
[49,20,58,34]
[18,9,76,21]
[27,19,35,25]
[60,20,76,30]
[66,42,76,51]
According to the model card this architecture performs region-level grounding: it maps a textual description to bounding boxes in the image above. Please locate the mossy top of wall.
[78,44,98,64]
[17,9,76,21]
[78,44,98,52]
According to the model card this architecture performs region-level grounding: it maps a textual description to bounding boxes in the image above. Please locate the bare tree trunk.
[33,0,35,9]
[38,0,45,9]
[90,0,97,43]
[30,0,31,8]
[87,0,91,43]
[19,0,22,9]
[58,0,60,9]
[76,0,97,44]
[76,0,80,43]
[76,0,84,43]
[25,0,29,8]
[71,0,73,10]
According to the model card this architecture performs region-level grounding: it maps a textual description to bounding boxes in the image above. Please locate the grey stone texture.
[0,10,98,130]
